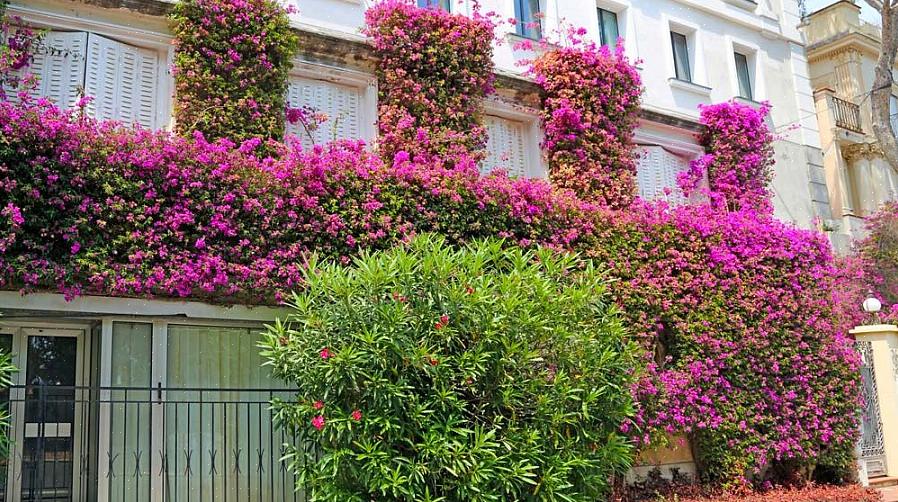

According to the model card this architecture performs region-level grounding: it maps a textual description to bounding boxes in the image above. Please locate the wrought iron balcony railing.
[832,96,864,133]
[0,385,305,502]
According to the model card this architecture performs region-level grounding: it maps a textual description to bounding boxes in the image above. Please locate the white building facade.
[0,0,829,500]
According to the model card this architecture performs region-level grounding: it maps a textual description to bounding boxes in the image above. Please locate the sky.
[805,0,879,22]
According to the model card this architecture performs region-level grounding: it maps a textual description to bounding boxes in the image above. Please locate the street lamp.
[863,296,882,314]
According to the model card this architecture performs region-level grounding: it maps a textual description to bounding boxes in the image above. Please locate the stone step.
[871,476,898,488]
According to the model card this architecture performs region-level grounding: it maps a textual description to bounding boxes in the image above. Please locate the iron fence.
[0,385,305,502]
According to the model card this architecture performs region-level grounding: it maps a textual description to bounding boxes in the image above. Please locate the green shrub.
[261,235,640,501]
[0,350,15,455]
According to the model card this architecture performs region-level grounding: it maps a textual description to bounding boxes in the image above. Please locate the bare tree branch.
[864,0,883,13]
[867,0,898,174]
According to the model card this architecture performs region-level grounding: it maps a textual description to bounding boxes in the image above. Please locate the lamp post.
[863,295,882,324]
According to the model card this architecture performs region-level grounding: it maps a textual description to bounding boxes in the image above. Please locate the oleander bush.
[171,0,298,144]
[260,235,640,501]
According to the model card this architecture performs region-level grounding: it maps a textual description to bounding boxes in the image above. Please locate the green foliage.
[261,235,640,501]
[0,350,15,455]
[170,0,298,144]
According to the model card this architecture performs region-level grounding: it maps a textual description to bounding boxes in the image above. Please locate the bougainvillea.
[0,98,861,490]
[170,0,298,144]
[0,0,42,97]
[531,40,642,208]
[364,0,496,165]
[582,203,861,486]
[0,99,594,302]
[261,235,639,501]
[681,101,775,213]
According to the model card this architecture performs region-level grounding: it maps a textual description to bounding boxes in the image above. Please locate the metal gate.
[858,341,887,478]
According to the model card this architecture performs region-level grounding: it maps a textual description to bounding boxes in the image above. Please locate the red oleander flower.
[351,409,362,421]
[311,415,325,431]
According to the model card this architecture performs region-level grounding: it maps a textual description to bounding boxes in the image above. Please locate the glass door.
[9,329,84,502]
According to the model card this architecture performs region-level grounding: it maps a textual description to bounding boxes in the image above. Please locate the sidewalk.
[880,486,898,502]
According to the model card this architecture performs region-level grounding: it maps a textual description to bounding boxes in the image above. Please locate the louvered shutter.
[3,31,87,108]
[85,33,159,129]
[636,146,688,205]
[482,115,528,177]
[285,76,362,149]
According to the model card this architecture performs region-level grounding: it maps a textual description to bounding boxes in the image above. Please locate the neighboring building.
[0,0,830,499]
[804,0,898,253]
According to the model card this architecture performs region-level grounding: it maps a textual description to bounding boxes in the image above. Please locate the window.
[598,8,619,48]
[636,146,689,205]
[514,0,542,40]
[670,31,692,83]
[482,114,529,177]
[5,31,160,129]
[734,51,753,100]
[286,76,364,149]
[417,0,451,10]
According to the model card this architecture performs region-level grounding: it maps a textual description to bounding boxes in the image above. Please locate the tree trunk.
[870,3,898,174]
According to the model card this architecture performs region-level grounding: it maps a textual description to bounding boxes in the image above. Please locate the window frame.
[514,0,543,40]
[734,51,753,100]
[670,31,692,83]
[597,7,619,48]
[417,0,452,11]
[285,60,378,147]
[481,98,545,179]
[4,6,174,130]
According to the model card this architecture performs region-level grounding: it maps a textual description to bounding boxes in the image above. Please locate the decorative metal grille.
[857,341,886,465]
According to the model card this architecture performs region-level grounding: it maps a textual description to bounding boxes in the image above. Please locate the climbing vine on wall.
[171,0,298,144]
[681,101,775,213]
[364,0,496,167]
[531,40,642,208]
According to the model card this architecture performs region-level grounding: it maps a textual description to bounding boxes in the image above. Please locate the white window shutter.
[636,146,687,204]
[85,33,159,129]
[286,76,362,149]
[482,115,528,177]
[3,31,87,108]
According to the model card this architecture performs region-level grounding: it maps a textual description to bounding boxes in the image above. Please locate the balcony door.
[1,328,86,502]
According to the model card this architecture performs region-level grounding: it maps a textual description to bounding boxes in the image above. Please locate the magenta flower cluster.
[0,0,41,98]
[364,0,497,166]
[585,202,861,484]
[0,98,594,302]
[170,0,298,144]
[531,40,642,208]
[681,101,775,213]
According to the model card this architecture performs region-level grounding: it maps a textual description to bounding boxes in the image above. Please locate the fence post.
[850,324,898,479]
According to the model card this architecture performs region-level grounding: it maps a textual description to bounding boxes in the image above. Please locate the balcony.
[0,385,304,502]
[833,96,863,133]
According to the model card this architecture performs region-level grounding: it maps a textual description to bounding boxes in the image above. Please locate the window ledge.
[668,78,712,97]
[722,0,757,11]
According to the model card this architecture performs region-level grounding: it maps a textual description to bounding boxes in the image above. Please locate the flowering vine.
[170,0,298,144]
[531,39,642,208]
[681,101,775,213]
[0,0,42,98]
[364,0,496,166]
